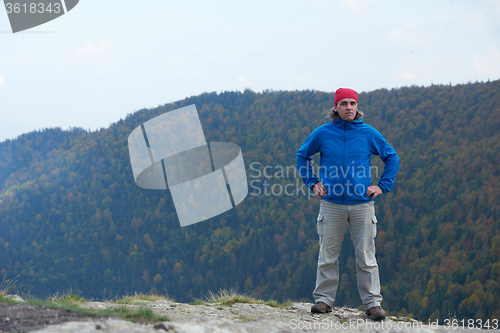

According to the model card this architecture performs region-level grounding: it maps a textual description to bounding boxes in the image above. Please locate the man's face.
[334,98,358,122]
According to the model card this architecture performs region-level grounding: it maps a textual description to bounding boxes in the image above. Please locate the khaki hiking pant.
[313,200,382,310]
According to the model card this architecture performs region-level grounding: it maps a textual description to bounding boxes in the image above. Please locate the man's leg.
[347,201,383,310]
[313,200,348,307]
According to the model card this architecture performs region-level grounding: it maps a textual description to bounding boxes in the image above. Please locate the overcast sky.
[1,0,499,142]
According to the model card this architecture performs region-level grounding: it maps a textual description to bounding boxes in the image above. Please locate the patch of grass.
[25,298,98,316]
[188,300,206,305]
[116,292,172,304]
[237,315,254,322]
[263,300,280,308]
[204,289,258,306]
[0,296,17,304]
[1,289,171,323]
[53,294,88,304]
[202,288,297,308]
[16,295,169,323]
[391,316,415,323]
[113,305,168,323]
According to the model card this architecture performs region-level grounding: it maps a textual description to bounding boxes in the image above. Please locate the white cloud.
[388,20,425,45]
[134,50,160,60]
[160,53,191,77]
[485,0,500,14]
[340,0,377,14]
[62,41,118,69]
[231,75,251,91]
[388,29,404,38]
[71,41,115,57]
[290,75,332,86]
[19,51,37,63]
[341,0,360,12]
[394,71,417,80]
[0,51,38,66]
[204,44,271,61]
[237,75,250,84]
[474,47,500,77]
[168,52,190,66]
[191,46,204,54]
[0,74,4,88]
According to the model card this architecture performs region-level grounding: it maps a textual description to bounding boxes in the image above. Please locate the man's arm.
[296,129,321,191]
[369,130,400,194]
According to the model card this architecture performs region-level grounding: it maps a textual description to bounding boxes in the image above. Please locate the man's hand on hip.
[367,185,383,200]
[313,182,327,199]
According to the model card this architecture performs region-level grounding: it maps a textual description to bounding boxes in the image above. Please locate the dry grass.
[0,290,169,323]
[0,274,19,298]
[1,280,291,312]
[201,288,285,307]
[203,288,258,306]
[115,292,173,304]
[49,293,88,304]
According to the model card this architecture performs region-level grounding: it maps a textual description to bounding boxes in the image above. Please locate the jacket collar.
[333,118,364,127]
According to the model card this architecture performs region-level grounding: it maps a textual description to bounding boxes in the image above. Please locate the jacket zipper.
[343,121,346,204]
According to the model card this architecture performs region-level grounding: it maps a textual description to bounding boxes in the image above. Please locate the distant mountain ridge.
[1,80,499,322]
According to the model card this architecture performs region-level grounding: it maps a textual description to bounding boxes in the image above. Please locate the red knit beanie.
[334,88,358,106]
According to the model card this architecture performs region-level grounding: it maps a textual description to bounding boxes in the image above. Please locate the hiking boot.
[365,306,386,321]
[311,301,332,313]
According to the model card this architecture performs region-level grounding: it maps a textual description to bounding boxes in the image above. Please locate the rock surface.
[1,296,496,333]
[0,300,98,333]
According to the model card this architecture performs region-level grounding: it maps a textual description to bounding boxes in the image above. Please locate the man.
[296,88,399,321]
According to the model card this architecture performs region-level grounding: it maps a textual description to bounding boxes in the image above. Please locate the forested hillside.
[1,80,499,322]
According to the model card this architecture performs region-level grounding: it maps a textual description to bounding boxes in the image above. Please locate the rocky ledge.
[1,296,493,333]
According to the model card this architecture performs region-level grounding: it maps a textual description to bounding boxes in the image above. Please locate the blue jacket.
[296,118,399,204]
